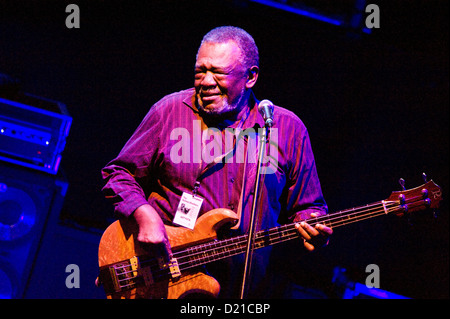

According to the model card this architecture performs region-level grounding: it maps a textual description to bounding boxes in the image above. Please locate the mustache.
[199,87,221,95]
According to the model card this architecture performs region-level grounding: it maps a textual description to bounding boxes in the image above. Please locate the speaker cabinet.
[0,162,68,298]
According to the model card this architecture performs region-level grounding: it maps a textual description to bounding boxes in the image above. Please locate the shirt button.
[230,177,235,183]
[229,203,235,210]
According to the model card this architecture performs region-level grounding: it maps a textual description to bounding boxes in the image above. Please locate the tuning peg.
[422,172,428,182]
[399,178,406,190]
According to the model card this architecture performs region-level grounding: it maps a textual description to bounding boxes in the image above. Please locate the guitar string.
[120,201,426,288]
[172,194,427,269]
[115,201,400,278]
[113,206,394,289]
[112,195,426,288]
[114,201,399,283]
[174,203,399,270]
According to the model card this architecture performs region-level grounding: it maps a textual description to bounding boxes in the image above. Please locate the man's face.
[194,40,250,117]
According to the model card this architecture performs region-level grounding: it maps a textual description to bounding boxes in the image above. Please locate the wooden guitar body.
[98,208,239,299]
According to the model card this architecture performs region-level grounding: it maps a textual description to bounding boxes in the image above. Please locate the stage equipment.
[0,163,68,298]
[0,93,71,175]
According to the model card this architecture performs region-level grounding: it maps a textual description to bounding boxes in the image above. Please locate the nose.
[200,71,216,87]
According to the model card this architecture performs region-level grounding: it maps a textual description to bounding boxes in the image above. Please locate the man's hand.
[295,212,333,251]
[133,204,173,260]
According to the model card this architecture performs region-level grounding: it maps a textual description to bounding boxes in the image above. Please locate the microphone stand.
[239,123,270,299]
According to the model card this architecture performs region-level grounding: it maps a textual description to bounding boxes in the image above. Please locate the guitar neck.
[174,199,398,272]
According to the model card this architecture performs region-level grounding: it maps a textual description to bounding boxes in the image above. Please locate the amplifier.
[0,94,72,174]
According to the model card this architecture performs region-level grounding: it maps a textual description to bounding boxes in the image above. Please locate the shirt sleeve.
[286,126,328,222]
[101,106,162,217]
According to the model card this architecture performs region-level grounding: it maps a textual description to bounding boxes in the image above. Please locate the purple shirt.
[102,88,327,232]
[101,88,328,297]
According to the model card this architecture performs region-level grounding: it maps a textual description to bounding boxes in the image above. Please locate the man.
[102,26,332,298]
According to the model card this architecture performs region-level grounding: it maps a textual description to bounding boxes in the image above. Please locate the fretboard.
[173,199,399,272]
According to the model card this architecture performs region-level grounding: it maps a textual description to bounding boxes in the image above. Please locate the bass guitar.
[97,178,442,299]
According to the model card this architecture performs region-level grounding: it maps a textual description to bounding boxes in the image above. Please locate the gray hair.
[198,26,259,69]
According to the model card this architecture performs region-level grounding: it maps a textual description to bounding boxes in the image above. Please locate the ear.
[245,66,259,89]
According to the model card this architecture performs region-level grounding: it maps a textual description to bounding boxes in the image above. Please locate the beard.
[196,86,246,119]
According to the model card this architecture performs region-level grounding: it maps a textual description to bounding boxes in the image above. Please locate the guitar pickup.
[168,258,181,278]
[158,257,181,279]
[129,256,139,278]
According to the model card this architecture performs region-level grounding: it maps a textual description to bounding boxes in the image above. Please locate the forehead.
[195,40,243,68]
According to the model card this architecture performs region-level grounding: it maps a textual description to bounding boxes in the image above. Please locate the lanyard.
[193,105,251,193]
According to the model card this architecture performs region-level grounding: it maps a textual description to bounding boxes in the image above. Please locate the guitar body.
[98,208,239,299]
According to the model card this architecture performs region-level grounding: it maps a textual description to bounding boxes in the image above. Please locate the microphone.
[258,99,274,127]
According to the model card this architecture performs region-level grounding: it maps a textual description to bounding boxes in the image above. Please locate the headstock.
[384,175,442,217]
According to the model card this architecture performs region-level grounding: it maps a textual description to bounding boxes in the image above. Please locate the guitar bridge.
[99,256,155,294]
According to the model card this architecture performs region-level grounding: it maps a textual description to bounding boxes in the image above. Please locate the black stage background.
[0,0,448,299]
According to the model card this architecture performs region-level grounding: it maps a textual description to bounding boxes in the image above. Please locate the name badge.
[173,192,204,230]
